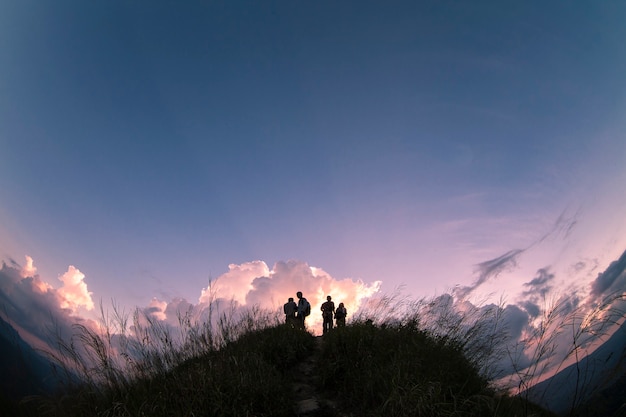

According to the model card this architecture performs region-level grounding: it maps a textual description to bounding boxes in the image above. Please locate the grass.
[317,321,492,416]
[5,290,624,416]
[16,315,317,417]
[316,318,555,417]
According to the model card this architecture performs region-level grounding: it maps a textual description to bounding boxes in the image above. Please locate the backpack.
[303,299,311,316]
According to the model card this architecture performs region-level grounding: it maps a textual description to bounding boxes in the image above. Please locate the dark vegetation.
[2,290,625,416]
[1,316,557,417]
[317,321,554,417]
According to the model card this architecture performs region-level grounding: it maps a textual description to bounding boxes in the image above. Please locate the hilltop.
[2,320,557,417]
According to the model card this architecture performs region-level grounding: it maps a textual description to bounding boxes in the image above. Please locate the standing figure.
[321,295,335,334]
[335,302,347,327]
[283,297,298,327]
[296,291,310,329]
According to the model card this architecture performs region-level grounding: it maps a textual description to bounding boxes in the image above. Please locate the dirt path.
[291,336,343,416]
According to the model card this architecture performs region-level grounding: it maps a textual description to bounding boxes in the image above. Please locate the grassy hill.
[3,319,556,417]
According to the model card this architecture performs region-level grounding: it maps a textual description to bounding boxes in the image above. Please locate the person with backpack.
[321,295,335,334]
[335,302,347,327]
[296,291,310,329]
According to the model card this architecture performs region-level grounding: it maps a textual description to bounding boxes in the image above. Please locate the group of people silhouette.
[283,292,347,333]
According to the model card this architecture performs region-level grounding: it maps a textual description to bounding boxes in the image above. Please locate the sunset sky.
[1,1,626,333]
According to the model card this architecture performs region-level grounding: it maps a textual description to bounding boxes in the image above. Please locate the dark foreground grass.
[14,325,316,417]
[5,320,555,417]
[317,321,556,417]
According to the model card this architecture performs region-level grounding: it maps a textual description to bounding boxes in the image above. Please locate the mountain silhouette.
[0,315,59,401]
[524,318,626,415]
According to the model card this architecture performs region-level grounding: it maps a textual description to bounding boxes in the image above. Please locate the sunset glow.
[1,2,626,399]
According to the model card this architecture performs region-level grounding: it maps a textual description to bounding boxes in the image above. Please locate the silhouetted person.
[321,295,335,334]
[335,302,347,327]
[296,291,310,329]
[283,297,297,327]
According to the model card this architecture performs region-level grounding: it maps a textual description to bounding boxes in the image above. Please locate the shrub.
[317,322,493,417]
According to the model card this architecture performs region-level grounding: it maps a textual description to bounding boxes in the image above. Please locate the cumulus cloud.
[4,245,625,391]
[57,265,95,313]
[1,254,383,357]
[13,259,95,316]
[199,261,269,305]
[145,297,168,321]
[193,259,381,334]
[20,255,37,278]
[589,248,626,300]
[0,256,97,354]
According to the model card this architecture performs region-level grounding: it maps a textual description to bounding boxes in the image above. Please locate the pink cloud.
[20,255,37,278]
[150,259,381,335]
[199,261,269,305]
[57,265,95,313]
[213,260,381,334]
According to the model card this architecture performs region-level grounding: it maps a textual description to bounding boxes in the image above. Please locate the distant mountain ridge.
[0,315,59,400]
[524,318,626,416]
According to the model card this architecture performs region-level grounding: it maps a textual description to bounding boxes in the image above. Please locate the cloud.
[194,259,381,334]
[589,248,626,300]
[20,255,37,278]
[520,300,541,318]
[456,249,524,298]
[453,209,584,301]
[538,208,579,244]
[501,304,529,341]
[57,265,95,313]
[199,261,269,305]
[3,246,626,393]
[1,254,383,358]
[145,297,168,321]
[522,268,554,298]
[0,257,97,354]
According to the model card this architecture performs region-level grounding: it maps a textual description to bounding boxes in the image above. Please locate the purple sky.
[1,1,626,336]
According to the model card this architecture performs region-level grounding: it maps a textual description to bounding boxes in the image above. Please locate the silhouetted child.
[335,302,347,327]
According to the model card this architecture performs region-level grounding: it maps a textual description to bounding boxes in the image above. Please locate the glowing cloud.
[0,257,99,357]
[18,255,53,294]
[192,259,381,334]
[57,265,95,312]
[20,255,37,278]
[199,261,270,305]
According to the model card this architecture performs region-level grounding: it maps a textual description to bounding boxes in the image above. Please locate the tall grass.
[5,289,624,417]
[505,291,626,414]
[18,300,315,417]
[317,321,496,416]
[348,289,626,416]
[351,292,511,380]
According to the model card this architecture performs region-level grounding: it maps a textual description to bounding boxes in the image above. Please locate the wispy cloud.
[455,249,524,299]
[454,208,582,300]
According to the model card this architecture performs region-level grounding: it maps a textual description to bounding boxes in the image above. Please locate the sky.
[1,1,626,343]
